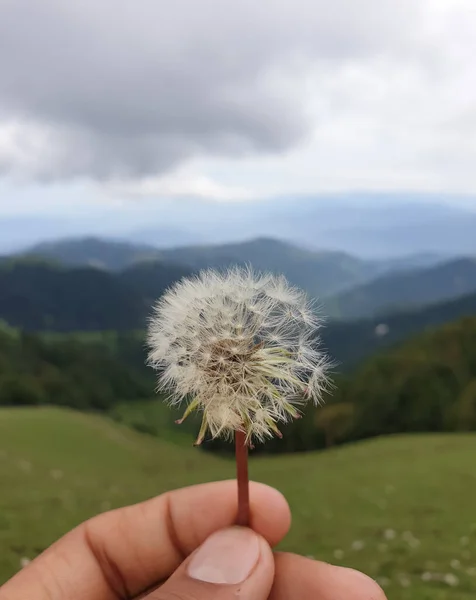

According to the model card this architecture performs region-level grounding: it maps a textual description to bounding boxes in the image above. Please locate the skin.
[0,480,387,600]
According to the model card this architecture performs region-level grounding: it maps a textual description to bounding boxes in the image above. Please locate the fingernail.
[187,527,260,584]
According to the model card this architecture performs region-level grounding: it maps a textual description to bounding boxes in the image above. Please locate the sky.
[1,0,476,216]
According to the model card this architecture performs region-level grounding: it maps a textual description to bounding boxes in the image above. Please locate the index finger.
[0,480,291,600]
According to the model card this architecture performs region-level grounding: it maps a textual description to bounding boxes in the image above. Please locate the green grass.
[1,407,476,599]
[110,397,198,445]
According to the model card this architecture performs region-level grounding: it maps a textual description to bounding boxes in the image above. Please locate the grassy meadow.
[1,406,476,599]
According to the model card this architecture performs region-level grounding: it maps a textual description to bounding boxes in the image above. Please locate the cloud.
[104,172,255,201]
[0,0,475,196]
[0,0,421,181]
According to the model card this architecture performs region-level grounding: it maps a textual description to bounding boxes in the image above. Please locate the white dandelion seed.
[443,573,459,587]
[351,540,365,551]
[397,574,411,588]
[384,529,396,540]
[147,267,330,444]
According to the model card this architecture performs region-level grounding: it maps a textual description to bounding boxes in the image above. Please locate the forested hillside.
[1,316,475,455]
[326,258,476,319]
[0,259,191,331]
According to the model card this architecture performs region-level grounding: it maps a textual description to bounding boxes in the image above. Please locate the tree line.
[1,317,475,454]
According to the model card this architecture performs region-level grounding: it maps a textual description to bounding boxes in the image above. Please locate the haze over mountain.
[24,237,163,270]
[326,257,476,319]
[2,256,476,373]
[324,291,476,369]
[2,195,475,257]
[0,259,191,332]
[15,235,450,302]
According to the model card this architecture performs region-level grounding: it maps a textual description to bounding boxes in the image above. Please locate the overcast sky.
[1,0,476,215]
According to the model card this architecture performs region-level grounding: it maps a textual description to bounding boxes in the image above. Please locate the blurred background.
[0,1,476,598]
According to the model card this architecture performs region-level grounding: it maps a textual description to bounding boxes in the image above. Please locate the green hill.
[0,326,153,410]
[1,407,476,599]
[1,309,476,456]
[8,237,476,328]
[0,259,191,332]
[21,237,163,270]
[331,316,476,444]
[156,237,379,297]
[17,236,382,298]
[326,258,476,319]
[323,291,476,369]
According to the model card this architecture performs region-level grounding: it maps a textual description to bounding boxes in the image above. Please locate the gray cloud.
[0,0,421,180]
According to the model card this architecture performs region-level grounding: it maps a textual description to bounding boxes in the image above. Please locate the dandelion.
[351,540,365,551]
[334,549,344,560]
[147,267,330,524]
[443,573,459,587]
[450,559,461,570]
[397,574,411,588]
[20,558,31,569]
[384,529,396,540]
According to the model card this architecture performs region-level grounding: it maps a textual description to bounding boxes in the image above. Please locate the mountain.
[339,315,476,440]
[2,255,476,379]
[325,257,476,319]
[23,237,163,270]
[152,237,382,297]
[4,194,476,258]
[0,259,191,332]
[212,195,476,257]
[17,236,383,298]
[118,261,192,305]
[322,290,476,370]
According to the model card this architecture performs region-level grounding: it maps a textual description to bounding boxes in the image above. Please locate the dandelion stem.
[235,429,250,527]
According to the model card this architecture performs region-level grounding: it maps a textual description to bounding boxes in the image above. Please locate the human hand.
[0,481,386,599]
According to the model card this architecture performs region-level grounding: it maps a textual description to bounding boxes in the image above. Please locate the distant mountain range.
[323,291,476,369]
[2,194,476,257]
[325,257,476,319]
[0,258,191,332]
[24,237,163,270]
[1,253,476,371]
[14,236,450,301]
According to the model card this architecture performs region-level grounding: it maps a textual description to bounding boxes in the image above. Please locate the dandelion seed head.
[351,540,365,551]
[147,267,329,443]
[443,573,459,587]
[384,529,396,540]
[450,559,461,570]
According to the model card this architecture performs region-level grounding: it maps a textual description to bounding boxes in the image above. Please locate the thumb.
[144,527,275,600]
